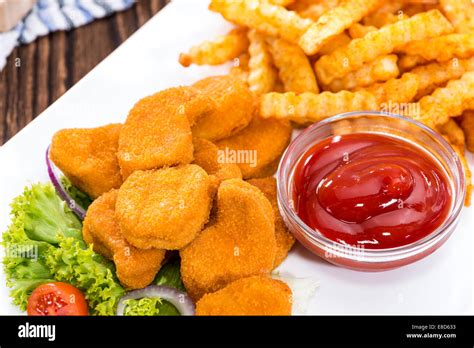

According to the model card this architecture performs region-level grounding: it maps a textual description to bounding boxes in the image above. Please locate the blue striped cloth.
[0,0,135,71]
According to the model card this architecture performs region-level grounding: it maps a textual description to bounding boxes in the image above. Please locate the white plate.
[0,0,473,315]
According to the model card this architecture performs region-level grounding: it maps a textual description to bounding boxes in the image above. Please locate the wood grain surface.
[0,0,168,145]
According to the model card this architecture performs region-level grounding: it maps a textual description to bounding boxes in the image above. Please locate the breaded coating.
[216,116,292,179]
[83,190,165,289]
[115,165,212,250]
[193,138,242,196]
[50,124,123,199]
[192,75,255,141]
[118,87,215,179]
[247,177,295,268]
[180,179,276,300]
[196,276,292,315]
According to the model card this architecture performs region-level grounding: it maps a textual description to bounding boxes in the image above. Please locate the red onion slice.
[117,285,195,316]
[46,146,87,220]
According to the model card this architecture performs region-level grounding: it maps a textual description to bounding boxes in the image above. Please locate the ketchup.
[293,133,452,249]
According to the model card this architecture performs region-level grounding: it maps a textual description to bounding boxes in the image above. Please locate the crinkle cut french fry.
[317,32,351,56]
[411,71,474,129]
[439,0,474,33]
[398,34,474,63]
[315,10,453,85]
[461,110,474,152]
[411,58,474,99]
[230,53,250,82]
[209,0,313,44]
[289,0,340,21]
[360,73,419,104]
[179,28,248,67]
[373,0,405,16]
[363,11,408,28]
[438,119,466,150]
[267,37,319,93]
[298,0,383,55]
[398,55,429,73]
[260,91,379,124]
[348,23,377,39]
[247,29,278,94]
[268,0,296,7]
[327,55,399,92]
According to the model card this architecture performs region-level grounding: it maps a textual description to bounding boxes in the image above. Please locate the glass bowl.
[276,112,466,271]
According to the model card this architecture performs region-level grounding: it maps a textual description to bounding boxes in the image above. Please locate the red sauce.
[293,133,452,249]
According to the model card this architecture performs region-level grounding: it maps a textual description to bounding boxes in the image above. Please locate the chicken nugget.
[192,75,255,141]
[196,276,292,315]
[193,138,242,195]
[115,165,212,250]
[83,190,165,289]
[247,177,295,268]
[117,87,215,179]
[50,124,123,199]
[180,179,276,300]
[216,116,292,179]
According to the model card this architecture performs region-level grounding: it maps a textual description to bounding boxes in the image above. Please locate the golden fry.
[50,124,123,199]
[247,29,278,95]
[452,144,472,206]
[267,37,319,93]
[83,190,165,289]
[411,71,474,128]
[196,276,292,316]
[317,32,351,56]
[179,28,248,67]
[438,119,466,151]
[209,0,313,44]
[327,55,399,92]
[410,58,474,99]
[348,23,377,39]
[298,0,383,55]
[247,177,295,268]
[116,165,212,250]
[360,73,420,104]
[315,10,453,85]
[289,0,340,20]
[260,90,379,124]
[439,0,474,33]
[216,116,292,179]
[398,55,429,73]
[362,11,408,28]
[180,179,276,300]
[398,34,474,63]
[192,75,255,141]
[461,110,474,152]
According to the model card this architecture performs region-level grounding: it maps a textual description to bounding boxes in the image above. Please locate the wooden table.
[0,0,168,145]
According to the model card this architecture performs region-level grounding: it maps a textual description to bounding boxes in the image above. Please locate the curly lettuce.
[1,183,124,315]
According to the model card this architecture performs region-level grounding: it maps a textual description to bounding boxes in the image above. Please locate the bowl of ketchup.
[277,112,466,271]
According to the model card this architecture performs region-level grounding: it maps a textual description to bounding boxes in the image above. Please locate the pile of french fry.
[179,0,474,204]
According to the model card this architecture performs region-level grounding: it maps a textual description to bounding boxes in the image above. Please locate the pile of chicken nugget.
[49,0,474,316]
[50,74,295,315]
[180,0,474,204]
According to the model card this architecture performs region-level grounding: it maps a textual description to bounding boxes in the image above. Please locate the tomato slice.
[27,282,88,316]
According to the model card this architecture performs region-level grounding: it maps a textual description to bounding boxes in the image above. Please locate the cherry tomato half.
[27,282,89,316]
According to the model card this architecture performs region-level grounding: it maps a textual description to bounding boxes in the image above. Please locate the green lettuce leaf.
[60,176,93,210]
[153,258,186,291]
[2,182,124,315]
[123,298,179,316]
